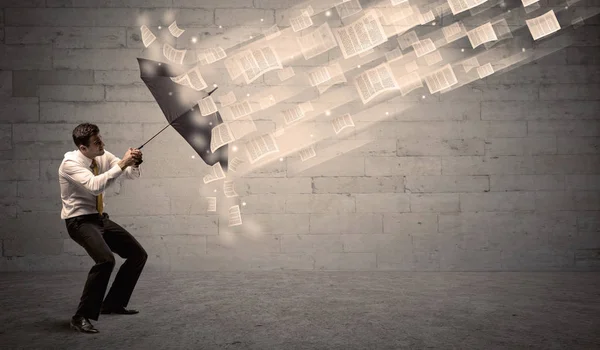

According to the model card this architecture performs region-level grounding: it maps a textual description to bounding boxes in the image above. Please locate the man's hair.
[72,123,100,148]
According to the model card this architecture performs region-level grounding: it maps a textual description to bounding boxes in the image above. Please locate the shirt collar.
[76,150,96,168]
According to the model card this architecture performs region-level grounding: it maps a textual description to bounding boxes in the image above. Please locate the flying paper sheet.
[223,180,238,198]
[199,96,218,116]
[246,133,280,164]
[526,10,561,41]
[228,205,242,227]
[331,113,355,135]
[297,23,338,60]
[238,46,283,84]
[219,91,237,107]
[354,62,400,104]
[334,10,388,59]
[467,22,498,49]
[140,25,156,47]
[203,162,226,184]
[336,0,363,19]
[299,145,317,161]
[447,0,488,15]
[207,197,217,212]
[290,11,313,32]
[425,64,458,94]
[163,43,186,64]
[398,71,423,96]
[476,62,494,78]
[442,22,466,43]
[168,21,185,37]
[170,66,207,91]
[412,38,436,57]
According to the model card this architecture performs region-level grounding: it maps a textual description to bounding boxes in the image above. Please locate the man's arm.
[107,150,141,180]
[59,159,123,196]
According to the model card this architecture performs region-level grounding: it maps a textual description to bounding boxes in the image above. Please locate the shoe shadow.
[30,319,73,333]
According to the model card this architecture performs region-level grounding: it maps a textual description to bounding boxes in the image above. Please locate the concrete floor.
[0,271,599,349]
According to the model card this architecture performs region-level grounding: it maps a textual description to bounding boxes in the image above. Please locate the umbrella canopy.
[137,57,228,171]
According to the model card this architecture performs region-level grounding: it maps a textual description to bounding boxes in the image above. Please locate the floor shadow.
[30,319,73,333]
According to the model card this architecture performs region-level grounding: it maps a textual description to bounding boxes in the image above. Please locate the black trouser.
[65,213,148,321]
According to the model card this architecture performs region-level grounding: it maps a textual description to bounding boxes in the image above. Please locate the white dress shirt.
[58,149,141,219]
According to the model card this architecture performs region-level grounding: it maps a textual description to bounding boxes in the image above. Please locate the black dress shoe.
[70,316,99,333]
[100,306,139,315]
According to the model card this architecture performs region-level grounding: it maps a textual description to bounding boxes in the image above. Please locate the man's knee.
[135,247,148,264]
[98,254,116,269]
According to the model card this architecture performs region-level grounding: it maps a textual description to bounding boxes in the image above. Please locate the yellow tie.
[91,159,104,215]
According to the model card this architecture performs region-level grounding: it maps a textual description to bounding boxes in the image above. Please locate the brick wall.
[0,0,598,271]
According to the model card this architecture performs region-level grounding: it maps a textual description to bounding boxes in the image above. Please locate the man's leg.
[65,214,116,321]
[100,213,148,311]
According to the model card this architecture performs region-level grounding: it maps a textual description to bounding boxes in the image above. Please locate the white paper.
[461,57,480,72]
[385,47,403,62]
[246,133,280,164]
[467,22,498,49]
[290,12,313,32]
[210,122,234,153]
[447,0,488,15]
[283,105,306,125]
[476,62,494,78]
[207,197,217,212]
[228,157,244,172]
[228,205,242,227]
[526,10,561,41]
[521,0,539,7]
[203,162,226,184]
[398,31,419,50]
[336,0,363,19]
[224,53,244,81]
[424,51,443,66]
[163,43,186,64]
[424,64,458,94]
[354,62,399,104]
[223,180,238,198]
[199,96,218,116]
[168,21,185,38]
[419,10,435,25]
[442,22,466,43]
[219,91,237,107]
[197,47,227,65]
[299,145,317,161]
[140,25,156,48]
[238,46,282,84]
[297,23,338,60]
[412,38,436,57]
[222,100,253,120]
[398,71,423,96]
[170,66,207,91]
[331,113,355,134]
[334,10,388,59]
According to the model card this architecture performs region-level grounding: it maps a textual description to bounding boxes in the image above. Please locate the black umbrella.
[136,57,228,171]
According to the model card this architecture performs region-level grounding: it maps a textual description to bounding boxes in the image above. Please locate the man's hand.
[118,148,142,170]
[131,148,143,166]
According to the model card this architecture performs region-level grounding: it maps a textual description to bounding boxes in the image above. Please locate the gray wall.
[0,0,598,271]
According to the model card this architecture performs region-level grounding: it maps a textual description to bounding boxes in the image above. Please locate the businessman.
[58,123,148,334]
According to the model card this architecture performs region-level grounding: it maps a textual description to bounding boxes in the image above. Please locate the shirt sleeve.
[107,150,141,180]
[59,158,123,196]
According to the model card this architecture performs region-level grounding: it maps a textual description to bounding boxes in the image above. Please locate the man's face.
[81,134,105,159]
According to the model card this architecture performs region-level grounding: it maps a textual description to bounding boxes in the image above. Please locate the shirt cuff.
[107,164,124,178]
